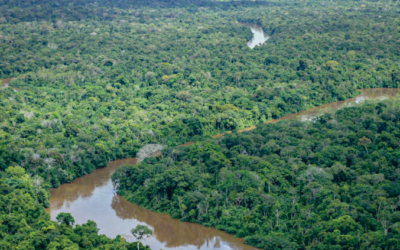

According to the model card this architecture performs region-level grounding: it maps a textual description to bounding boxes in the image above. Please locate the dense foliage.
[0,166,151,249]
[113,100,400,250]
[1,0,400,249]
[3,0,400,189]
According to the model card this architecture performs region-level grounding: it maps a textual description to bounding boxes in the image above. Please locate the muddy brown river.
[1,78,19,91]
[48,88,400,249]
[48,158,257,250]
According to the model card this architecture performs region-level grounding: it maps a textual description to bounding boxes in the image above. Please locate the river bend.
[47,88,400,250]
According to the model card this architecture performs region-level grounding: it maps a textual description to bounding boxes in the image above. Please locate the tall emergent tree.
[131,225,153,250]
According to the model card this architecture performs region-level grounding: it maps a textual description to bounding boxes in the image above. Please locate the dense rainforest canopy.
[2,0,400,186]
[0,165,152,249]
[1,0,400,249]
[113,100,400,250]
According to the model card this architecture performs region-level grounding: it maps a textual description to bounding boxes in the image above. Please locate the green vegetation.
[131,225,153,250]
[0,166,151,249]
[113,100,400,250]
[1,0,400,249]
[2,0,400,187]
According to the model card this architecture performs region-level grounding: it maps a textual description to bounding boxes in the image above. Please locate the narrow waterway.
[48,88,400,250]
[241,23,269,49]
[212,88,400,138]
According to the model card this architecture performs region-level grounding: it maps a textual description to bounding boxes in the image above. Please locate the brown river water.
[1,78,19,91]
[1,77,16,88]
[47,88,400,250]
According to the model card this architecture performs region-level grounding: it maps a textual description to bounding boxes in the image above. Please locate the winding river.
[47,88,400,250]
[48,158,257,250]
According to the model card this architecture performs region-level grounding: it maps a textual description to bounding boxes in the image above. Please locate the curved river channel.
[47,88,400,250]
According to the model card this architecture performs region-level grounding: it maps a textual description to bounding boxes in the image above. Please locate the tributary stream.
[47,88,400,250]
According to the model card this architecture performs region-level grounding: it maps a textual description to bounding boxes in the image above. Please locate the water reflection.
[48,158,257,250]
[111,195,247,250]
[48,88,400,250]
[241,23,269,49]
[49,158,135,210]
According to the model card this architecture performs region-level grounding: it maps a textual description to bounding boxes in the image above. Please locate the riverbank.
[48,88,400,250]
[212,88,400,138]
[113,96,400,250]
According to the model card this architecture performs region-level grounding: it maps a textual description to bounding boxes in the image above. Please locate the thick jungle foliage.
[1,0,400,249]
[0,166,151,249]
[113,99,400,250]
[1,0,399,188]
